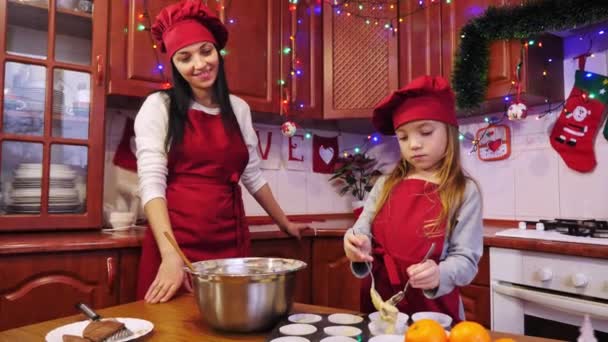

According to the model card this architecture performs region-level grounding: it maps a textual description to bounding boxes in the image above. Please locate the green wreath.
[453,0,608,112]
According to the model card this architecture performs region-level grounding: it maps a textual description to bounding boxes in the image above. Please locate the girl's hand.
[406,260,440,290]
[144,253,185,303]
[343,230,373,262]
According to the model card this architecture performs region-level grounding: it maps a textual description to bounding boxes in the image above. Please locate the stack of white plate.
[6,163,83,214]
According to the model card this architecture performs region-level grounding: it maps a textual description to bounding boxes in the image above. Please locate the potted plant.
[329,153,379,218]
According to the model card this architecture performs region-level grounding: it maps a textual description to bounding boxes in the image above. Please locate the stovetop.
[539,219,608,238]
[495,218,608,246]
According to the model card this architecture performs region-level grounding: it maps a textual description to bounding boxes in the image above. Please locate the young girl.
[343,76,483,323]
[135,1,305,304]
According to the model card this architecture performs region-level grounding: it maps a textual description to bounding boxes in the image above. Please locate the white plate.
[45,318,153,342]
[411,311,453,328]
[279,323,317,336]
[320,336,358,342]
[323,326,362,337]
[327,313,363,325]
[270,337,310,342]
[368,335,405,342]
[288,313,322,324]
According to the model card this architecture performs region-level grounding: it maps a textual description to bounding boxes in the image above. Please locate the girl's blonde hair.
[375,124,469,235]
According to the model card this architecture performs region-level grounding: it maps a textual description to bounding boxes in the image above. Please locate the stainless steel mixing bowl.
[185,257,307,332]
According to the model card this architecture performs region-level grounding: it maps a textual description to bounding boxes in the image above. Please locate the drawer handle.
[107,257,116,294]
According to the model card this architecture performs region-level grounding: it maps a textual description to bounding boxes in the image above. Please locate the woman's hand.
[144,253,186,304]
[281,221,308,239]
[407,260,440,290]
[343,230,373,263]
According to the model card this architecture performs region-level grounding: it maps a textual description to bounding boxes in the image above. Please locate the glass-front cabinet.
[0,0,107,230]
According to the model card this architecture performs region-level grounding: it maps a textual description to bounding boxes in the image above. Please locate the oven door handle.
[494,282,608,320]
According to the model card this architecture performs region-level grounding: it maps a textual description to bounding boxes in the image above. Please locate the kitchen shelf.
[4,109,89,123]
[8,0,92,40]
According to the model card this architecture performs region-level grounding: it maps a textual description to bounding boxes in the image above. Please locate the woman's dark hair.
[156,49,238,151]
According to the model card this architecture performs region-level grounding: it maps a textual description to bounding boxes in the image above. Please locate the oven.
[490,247,608,341]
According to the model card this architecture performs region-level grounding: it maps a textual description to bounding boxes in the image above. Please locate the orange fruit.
[494,339,517,342]
[449,321,491,342]
[405,319,448,342]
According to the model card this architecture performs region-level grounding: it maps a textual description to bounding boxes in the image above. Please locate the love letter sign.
[312,134,339,174]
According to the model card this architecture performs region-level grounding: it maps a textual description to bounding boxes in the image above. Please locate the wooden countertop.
[0,294,562,342]
[2,220,607,259]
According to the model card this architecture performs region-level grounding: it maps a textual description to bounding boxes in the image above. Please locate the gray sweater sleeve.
[425,179,484,298]
[346,176,387,278]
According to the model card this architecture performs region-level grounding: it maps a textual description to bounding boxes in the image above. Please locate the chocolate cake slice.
[82,320,125,342]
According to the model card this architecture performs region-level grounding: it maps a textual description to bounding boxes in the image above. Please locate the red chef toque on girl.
[372,76,458,135]
[150,1,228,57]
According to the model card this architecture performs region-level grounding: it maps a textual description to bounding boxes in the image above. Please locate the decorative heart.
[488,139,502,152]
[319,146,334,164]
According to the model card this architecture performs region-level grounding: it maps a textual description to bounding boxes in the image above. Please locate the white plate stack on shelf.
[6,163,83,214]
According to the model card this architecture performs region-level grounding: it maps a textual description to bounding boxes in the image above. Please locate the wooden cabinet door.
[118,248,141,304]
[283,1,323,119]
[107,0,178,97]
[0,250,119,330]
[312,238,361,311]
[322,2,398,119]
[441,0,520,99]
[399,0,443,86]
[221,0,281,114]
[250,238,312,304]
[460,284,491,328]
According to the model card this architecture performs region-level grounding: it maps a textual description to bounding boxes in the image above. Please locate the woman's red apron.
[360,179,461,323]
[136,108,250,299]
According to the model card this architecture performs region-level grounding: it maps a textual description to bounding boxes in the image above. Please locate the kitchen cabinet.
[107,0,176,97]
[398,0,443,85]
[399,0,563,114]
[311,237,361,311]
[460,246,491,328]
[0,249,125,330]
[441,0,563,113]
[220,0,283,114]
[321,2,398,119]
[0,0,108,230]
[106,0,286,111]
[250,238,312,305]
[106,1,395,119]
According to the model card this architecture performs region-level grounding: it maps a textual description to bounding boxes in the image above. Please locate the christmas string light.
[325,0,451,33]
[136,3,172,89]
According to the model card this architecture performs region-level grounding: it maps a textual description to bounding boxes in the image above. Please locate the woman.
[135,1,305,304]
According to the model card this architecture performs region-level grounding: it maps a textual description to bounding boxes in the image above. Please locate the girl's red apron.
[136,108,250,299]
[360,179,461,323]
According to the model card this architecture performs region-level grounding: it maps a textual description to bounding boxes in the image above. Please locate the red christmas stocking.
[550,70,608,172]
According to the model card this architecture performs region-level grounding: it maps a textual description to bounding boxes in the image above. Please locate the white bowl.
[368,311,409,323]
[368,320,408,336]
[107,211,136,229]
[109,211,136,221]
[411,311,453,328]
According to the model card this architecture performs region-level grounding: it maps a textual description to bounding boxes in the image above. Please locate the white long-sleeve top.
[134,92,267,206]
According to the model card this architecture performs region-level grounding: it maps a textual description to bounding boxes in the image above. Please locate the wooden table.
[0,294,562,341]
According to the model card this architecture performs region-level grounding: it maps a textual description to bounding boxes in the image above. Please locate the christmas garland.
[453,0,608,112]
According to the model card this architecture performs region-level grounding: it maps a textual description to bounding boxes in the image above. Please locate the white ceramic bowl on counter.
[411,311,453,328]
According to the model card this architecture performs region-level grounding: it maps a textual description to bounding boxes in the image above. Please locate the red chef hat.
[150,1,228,57]
[372,76,458,135]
